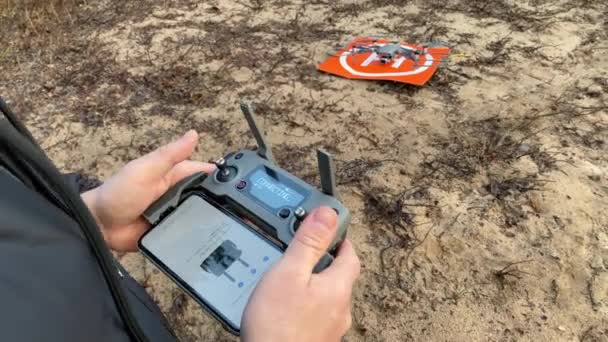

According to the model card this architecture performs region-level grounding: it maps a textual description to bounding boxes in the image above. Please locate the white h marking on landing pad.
[392,57,406,68]
[361,52,378,67]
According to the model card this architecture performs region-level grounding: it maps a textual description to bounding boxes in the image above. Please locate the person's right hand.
[241,207,360,342]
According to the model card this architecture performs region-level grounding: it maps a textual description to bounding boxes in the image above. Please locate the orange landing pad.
[317,37,451,86]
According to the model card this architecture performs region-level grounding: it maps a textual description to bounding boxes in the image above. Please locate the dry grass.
[0,0,79,46]
[418,118,559,184]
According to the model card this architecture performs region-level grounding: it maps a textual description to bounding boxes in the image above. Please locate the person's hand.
[82,130,215,252]
[241,207,360,342]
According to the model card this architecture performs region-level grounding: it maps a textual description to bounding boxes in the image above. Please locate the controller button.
[278,208,291,219]
[236,180,247,190]
[235,153,243,159]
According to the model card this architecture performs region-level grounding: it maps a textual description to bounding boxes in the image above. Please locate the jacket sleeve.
[61,172,103,194]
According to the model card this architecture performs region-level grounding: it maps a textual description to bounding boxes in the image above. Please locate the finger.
[281,207,338,277]
[317,239,360,285]
[136,130,199,179]
[167,160,216,187]
[343,311,353,334]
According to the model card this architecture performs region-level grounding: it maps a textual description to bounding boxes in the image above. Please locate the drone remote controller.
[142,102,349,272]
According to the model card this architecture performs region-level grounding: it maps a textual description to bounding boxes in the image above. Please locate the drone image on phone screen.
[201,240,249,282]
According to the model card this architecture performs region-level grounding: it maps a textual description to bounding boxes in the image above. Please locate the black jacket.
[0,98,177,342]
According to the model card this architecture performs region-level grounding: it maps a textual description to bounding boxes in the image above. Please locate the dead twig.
[494,259,537,289]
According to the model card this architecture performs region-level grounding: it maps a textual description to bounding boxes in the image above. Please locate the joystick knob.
[215,158,229,175]
[214,158,237,182]
[294,207,306,220]
[291,207,307,234]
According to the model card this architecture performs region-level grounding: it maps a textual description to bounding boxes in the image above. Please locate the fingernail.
[312,207,337,230]
[182,130,197,141]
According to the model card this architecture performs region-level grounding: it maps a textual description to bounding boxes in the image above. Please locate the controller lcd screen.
[248,168,306,209]
[140,195,283,330]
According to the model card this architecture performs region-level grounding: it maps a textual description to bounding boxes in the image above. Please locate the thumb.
[282,207,338,277]
[135,130,199,179]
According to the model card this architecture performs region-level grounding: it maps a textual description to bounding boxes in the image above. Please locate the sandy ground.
[1,0,607,341]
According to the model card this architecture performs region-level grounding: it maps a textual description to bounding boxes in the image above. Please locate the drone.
[329,37,453,67]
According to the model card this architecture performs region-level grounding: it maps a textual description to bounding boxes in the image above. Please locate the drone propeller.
[412,59,451,68]
[328,45,377,57]
[411,52,465,68]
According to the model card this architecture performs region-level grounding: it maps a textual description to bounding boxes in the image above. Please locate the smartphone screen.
[139,194,283,333]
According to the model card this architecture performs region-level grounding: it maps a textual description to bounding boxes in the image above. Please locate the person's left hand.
[82,130,215,252]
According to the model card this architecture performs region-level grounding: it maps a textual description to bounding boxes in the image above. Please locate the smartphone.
[138,193,284,335]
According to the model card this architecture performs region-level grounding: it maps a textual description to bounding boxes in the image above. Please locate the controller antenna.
[240,101,276,164]
[317,149,339,199]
